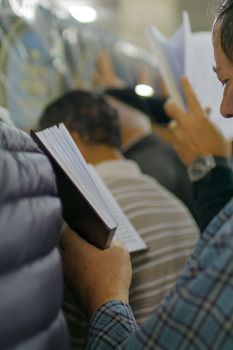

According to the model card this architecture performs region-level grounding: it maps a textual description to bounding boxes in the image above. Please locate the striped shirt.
[63,159,199,349]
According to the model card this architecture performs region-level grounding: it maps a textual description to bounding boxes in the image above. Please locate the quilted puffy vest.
[0,121,70,350]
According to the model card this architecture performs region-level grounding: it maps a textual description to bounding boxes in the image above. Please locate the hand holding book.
[31,123,147,252]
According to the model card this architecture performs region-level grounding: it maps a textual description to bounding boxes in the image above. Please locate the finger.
[164,99,186,124]
[181,76,202,112]
[160,78,170,98]
[96,52,114,75]
[168,120,178,131]
[91,71,99,82]
[110,239,125,248]
[137,68,151,85]
[60,229,85,251]
[204,107,212,118]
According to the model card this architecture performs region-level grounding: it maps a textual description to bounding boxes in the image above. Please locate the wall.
[116,0,214,49]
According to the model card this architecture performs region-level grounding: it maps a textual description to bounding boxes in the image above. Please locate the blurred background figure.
[92,52,196,218]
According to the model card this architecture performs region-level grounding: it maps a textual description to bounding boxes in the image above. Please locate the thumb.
[164,98,184,124]
[91,71,101,86]
[59,228,90,252]
[96,51,113,75]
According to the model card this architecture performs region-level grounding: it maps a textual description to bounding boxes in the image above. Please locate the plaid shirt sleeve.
[85,198,233,350]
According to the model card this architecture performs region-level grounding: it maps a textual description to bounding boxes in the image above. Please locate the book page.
[88,165,147,253]
[147,12,232,139]
[186,31,233,139]
[146,11,190,109]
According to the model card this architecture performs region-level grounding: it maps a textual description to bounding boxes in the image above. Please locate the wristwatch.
[187,155,229,182]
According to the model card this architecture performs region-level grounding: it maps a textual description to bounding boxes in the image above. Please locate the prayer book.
[31,123,147,252]
[88,165,147,253]
[146,11,233,139]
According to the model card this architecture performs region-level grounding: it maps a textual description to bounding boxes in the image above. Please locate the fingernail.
[168,120,177,130]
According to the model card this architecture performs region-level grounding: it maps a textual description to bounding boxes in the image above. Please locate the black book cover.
[31,130,116,249]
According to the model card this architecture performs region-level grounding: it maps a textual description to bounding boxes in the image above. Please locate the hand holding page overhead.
[146,11,233,139]
[187,31,233,139]
[31,123,117,249]
[146,11,190,109]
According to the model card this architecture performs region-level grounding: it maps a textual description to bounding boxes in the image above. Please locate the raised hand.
[164,76,230,166]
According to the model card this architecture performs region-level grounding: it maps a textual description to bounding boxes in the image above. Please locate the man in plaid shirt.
[61,0,233,348]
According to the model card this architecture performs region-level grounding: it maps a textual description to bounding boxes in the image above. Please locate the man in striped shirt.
[40,89,199,349]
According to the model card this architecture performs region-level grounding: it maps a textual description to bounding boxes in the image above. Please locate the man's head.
[39,90,121,151]
[213,0,233,118]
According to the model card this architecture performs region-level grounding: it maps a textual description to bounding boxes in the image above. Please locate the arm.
[86,196,233,349]
[60,231,131,318]
[194,164,233,230]
[60,230,137,347]
[164,77,230,165]
[164,77,232,228]
[61,206,233,350]
[86,301,137,349]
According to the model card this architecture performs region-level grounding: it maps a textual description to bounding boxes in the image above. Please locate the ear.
[68,130,90,161]
[69,130,81,145]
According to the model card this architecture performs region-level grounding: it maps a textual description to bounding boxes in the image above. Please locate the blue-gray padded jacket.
[0,121,70,350]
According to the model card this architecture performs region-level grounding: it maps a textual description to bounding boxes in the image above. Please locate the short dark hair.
[215,0,233,63]
[39,90,121,149]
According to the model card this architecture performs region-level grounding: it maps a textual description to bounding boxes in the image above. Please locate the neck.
[121,128,150,151]
[70,131,124,165]
[81,143,124,165]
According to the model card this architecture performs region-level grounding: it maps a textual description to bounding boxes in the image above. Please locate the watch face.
[188,156,216,182]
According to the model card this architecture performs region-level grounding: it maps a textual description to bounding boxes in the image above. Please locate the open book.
[31,123,147,253]
[88,165,147,253]
[146,12,233,139]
